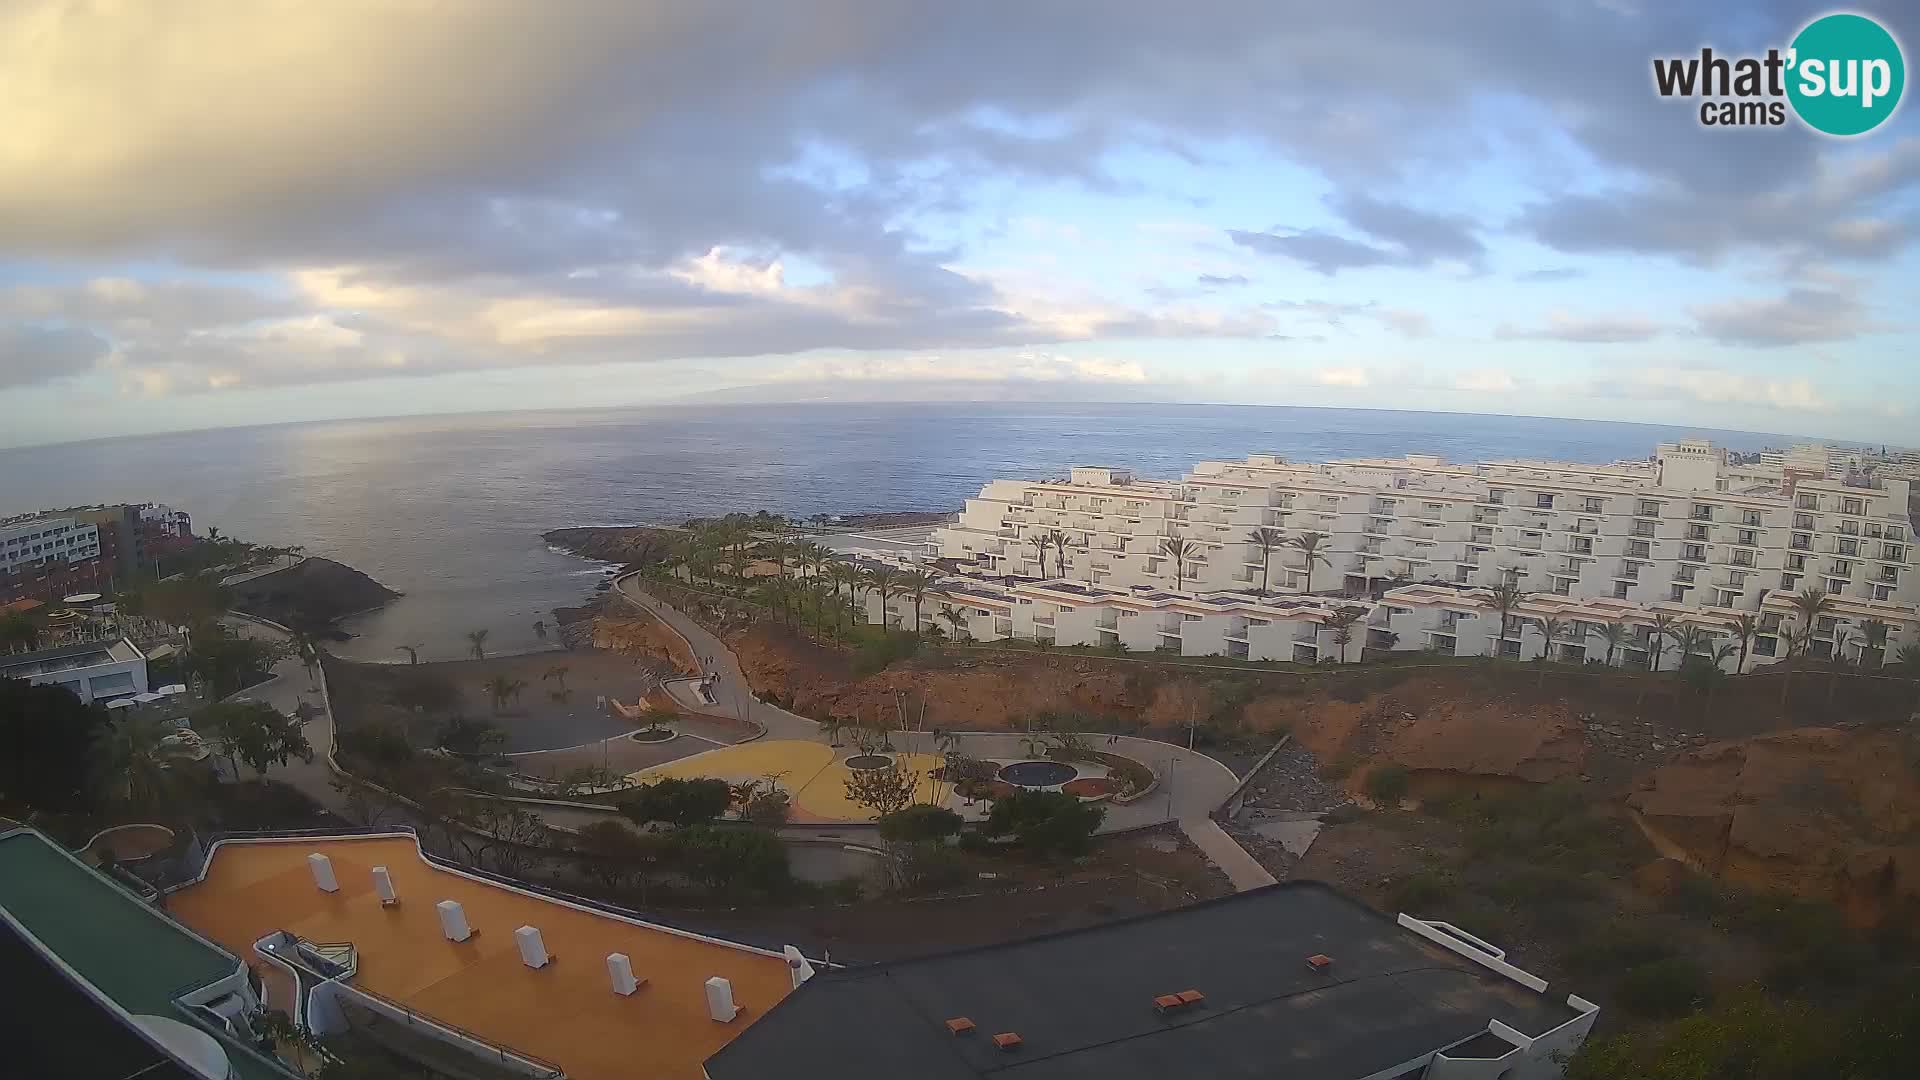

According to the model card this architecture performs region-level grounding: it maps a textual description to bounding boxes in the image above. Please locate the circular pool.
[997,760,1077,788]
[844,753,894,771]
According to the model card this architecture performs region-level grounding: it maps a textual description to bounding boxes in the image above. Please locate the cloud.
[1266,298,1431,338]
[1495,310,1664,343]
[1690,288,1880,347]
[0,324,111,388]
[1228,228,1400,275]
[1598,366,1835,413]
[1314,365,1373,387]
[766,351,1149,385]
[1197,273,1248,287]
[1378,309,1432,338]
[1331,193,1483,264]
[1514,267,1585,283]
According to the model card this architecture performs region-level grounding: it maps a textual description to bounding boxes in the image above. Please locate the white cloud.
[1601,366,1836,413]
[765,351,1150,385]
[1315,365,1373,387]
[1495,310,1664,344]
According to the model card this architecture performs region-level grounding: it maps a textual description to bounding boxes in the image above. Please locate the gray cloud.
[1495,312,1665,344]
[1229,229,1399,275]
[1197,273,1248,287]
[1331,194,1483,264]
[0,324,111,389]
[1691,288,1881,347]
[1515,267,1585,283]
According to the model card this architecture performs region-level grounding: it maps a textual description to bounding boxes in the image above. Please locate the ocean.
[0,402,1798,662]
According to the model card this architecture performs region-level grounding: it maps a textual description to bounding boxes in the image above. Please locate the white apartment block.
[0,516,102,575]
[906,440,1919,671]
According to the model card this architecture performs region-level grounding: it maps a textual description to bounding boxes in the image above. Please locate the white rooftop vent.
[607,953,639,996]
[306,853,338,893]
[783,945,816,988]
[514,925,551,969]
[705,976,739,1022]
[436,900,472,942]
[371,866,397,906]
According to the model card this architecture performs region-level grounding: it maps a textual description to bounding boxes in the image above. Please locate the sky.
[2,1,1918,449]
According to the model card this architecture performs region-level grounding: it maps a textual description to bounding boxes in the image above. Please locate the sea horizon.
[0,400,1882,664]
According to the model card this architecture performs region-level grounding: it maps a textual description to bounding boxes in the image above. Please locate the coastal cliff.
[543,525,683,567]
[227,557,400,630]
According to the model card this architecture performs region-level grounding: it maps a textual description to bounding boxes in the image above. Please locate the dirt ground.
[326,647,678,752]
[658,825,1233,963]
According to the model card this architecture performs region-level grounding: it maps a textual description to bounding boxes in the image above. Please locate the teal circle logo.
[1787,13,1905,136]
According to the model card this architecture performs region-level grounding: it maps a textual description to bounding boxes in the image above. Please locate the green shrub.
[671,825,790,897]
[1365,765,1410,804]
[852,632,920,675]
[878,804,963,844]
[1614,957,1712,1018]
[983,791,1104,857]
[618,777,733,828]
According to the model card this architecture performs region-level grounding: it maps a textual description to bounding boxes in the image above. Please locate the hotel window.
[1681,544,1705,562]
[1687,524,1708,541]
[1628,540,1652,558]
[1583,497,1605,513]
[1798,494,1819,510]
[1742,509,1762,526]
[1718,590,1738,607]
[1817,616,1839,633]
[1535,493,1555,509]
[1732,550,1754,567]
[1885,544,1906,561]
[1736,529,1757,546]
[1841,520,1860,535]
[1826,578,1847,593]
[1890,526,1907,542]
[1793,513,1815,529]
[1839,539,1859,556]
[1790,533,1812,550]
[1842,497,1865,515]
[1670,585,1688,602]
[1613,582,1630,598]
[1781,573,1799,590]
[1637,500,1661,516]
[1631,520,1656,537]
[1876,585,1895,601]
[1691,503,1715,521]
[1831,561,1853,577]
[1486,488,1506,504]
[1676,565,1697,583]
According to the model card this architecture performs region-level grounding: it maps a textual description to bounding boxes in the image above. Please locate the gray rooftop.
[706,882,1577,1080]
[0,637,144,679]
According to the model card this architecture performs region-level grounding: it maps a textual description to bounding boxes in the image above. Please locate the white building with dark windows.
[903,440,1919,670]
[0,515,101,575]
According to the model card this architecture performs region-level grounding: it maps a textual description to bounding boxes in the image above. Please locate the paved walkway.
[218,614,344,813]
[607,574,1275,890]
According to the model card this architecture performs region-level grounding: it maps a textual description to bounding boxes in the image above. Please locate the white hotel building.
[890,440,1919,671]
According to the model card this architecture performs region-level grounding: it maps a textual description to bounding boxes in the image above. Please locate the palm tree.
[1894,643,1920,713]
[290,630,321,688]
[1730,612,1760,674]
[206,526,223,542]
[1698,643,1739,722]
[1857,619,1891,670]
[483,676,527,713]
[1647,612,1678,672]
[93,715,181,813]
[1158,537,1200,592]
[1486,580,1526,658]
[939,604,970,643]
[826,562,860,629]
[1245,527,1286,595]
[1327,606,1366,662]
[465,629,489,661]
[1289,532,1332,594]
[867,565,900,628]
[1671,624,1711,671]
[395,643,423,665]
[1590,621,1630,668]
[898,568,936,635]
[1026,534,1051,578]
[1534,616,1568,685]
[1045,529,1073,579]
[1781,587,1833,709]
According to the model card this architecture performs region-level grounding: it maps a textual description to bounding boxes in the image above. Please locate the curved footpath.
[611,574,1276,889]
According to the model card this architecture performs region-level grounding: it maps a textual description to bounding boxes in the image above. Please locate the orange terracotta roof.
[168,835,792,1080]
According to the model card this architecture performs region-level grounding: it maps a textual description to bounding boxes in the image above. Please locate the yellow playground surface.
[630,740,945,823]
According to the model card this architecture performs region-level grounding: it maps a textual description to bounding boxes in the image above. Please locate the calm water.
[0,403,1795,661]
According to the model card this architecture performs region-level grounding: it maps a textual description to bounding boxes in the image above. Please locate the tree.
[618,777,733,828]
[465,629,489,660]
[1045,528,1072,579]
[672,825,790,897]
[573,820,662,894]
[197,700,314,778]
[481,675,526,713]
[542,664,571,701]
[394,643,423,665]
[843,762,920,818]
[1486,580,1526,659]
[1894,643,1920,714]
[866,565,900,628]
[1566,988,1920,1080]
[434,715,505,757]
[0,678,106,813]
[1669,623,1709,672]
[1158,536,1200,591]
[1025,533,1051,578]
[1857,619,1890,670]
[1327,605,1366,663]
[898,568,936,635]
[1533,616,1568,685]
[289,630,321,688]
[1647,612,1678,672]
[1245,526,1286,595]
[938,604,971,642]
[1590,621,1630,668]
[186,625,283,696]
[1684,644,1739,723]
[876,804,964,889]
[0,612,39,651]
[1781,587,1833,709]
[1289,531,1332,594]
[1730,612,1760,674]
[983,790,1104,857]
[93,714,186,813]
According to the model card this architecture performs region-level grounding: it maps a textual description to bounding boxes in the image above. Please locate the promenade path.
[609,574,1274,887]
